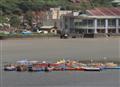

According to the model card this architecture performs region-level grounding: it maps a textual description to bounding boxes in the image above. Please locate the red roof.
[87,7,120,16]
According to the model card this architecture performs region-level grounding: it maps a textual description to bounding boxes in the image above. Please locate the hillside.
[0,0,114,15]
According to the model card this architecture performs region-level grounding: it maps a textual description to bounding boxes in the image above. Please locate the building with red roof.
[60,7,120,35]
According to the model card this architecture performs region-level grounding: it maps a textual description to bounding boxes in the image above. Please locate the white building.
[61,7,120,34]
[49,7,72,20]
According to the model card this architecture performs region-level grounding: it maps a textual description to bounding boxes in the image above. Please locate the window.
[119,19,120,26]
[79,22,82,26]
[108,19,116,27]
[74,19,94,27]
[65,24,68,29]
[97,19,105,27]
[87,20,94,27]
[82,20,87,26]
[74,22,79,26]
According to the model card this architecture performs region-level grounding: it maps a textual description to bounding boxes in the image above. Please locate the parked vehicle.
[60,33,69,39]
[21,30,32,35]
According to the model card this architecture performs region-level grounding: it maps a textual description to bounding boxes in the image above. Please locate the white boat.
[4,65,16,71]
[81,67,102,71]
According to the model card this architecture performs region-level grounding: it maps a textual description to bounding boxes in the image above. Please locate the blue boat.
[103,66,120,70]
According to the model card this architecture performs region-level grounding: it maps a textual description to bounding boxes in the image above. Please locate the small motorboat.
[103,62,120,70]
[64,62,84,71]
[44,67,54,72]
[27,64,44,72]
[4,65,16,71]
[28,63,56,72]
[103,66,120,70]
[36,63,59,67]
[65,68,84,71]
[53,68,65,71]
[16,65,27,72]
[53,64,84,71]
[81,67,102,71]
[30,67,43,72]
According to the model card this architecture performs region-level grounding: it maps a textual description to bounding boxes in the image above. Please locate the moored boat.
[103,62,120,70]
[103,66,120,70]
[3,59,120,72]
[4,65,16,71]
[81,67,102,71]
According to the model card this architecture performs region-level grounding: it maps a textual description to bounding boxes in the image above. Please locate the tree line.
[0,0,114,31]
[0,0,114,15]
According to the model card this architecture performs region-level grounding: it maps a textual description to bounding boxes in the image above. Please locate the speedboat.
[81,66,102,71]
[103,66,120,70]
[4,65,16,71]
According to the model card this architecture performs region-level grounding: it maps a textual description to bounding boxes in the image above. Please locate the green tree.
[9,15,21,29]
[0,0,19,14]
[0,0,115,15]
[90,0,113,7]
[24,11,33,28]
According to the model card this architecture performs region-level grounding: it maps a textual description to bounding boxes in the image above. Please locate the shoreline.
[1,36,120,41]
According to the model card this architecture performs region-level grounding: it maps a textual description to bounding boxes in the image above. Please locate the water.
[1,38,120,62]
[1,70,120,87]
[0,38,120,87]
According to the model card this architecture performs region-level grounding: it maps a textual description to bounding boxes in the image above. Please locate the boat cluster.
[4,59,120,72]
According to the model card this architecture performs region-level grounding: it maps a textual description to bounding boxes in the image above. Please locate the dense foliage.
[0,0,114,15]
[0,0,115,29]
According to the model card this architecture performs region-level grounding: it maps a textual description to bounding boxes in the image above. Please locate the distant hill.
[0,0,115,15]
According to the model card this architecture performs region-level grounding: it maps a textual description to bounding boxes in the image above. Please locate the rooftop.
[86,7,120,16]
[63,7,120,19]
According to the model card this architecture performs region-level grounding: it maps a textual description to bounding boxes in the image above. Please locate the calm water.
[0,38,120,87]
[1,38,120,62]
[1,70,120,87]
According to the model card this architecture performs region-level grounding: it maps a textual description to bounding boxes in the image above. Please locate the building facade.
[49,7,72,20]
[61,8,120,34]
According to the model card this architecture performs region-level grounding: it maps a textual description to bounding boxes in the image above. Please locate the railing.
[74,26,117,29]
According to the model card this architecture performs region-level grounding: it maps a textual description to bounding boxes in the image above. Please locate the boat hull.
[82,67,102,71]
[4,68,16,71]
